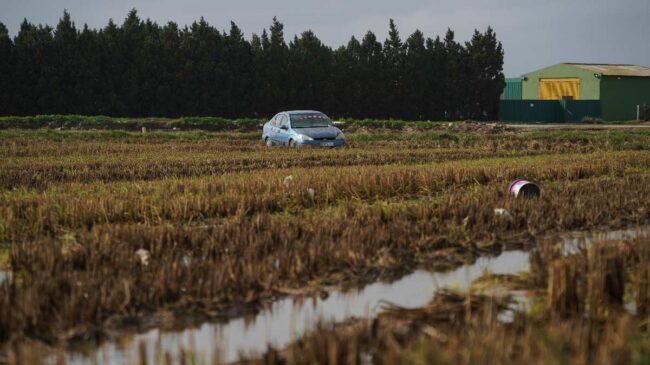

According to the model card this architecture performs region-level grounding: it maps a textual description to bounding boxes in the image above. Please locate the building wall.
[600,77,650,121]
[521,64,600,100]
[499,100,601,122]
[501,78,522,100]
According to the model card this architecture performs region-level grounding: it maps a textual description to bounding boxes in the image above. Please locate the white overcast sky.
[1,0,649,76]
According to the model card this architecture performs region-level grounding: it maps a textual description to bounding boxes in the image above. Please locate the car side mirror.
[280,125,288,130]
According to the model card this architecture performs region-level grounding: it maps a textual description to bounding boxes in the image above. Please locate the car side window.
[279,114,288,128]
[271,114,279,127]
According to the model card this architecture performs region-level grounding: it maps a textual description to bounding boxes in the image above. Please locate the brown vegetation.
[1,129,650,364]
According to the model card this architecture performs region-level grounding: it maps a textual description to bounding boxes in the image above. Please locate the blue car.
[262,110,346,149]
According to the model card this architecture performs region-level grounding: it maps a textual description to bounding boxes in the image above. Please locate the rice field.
[1,125,650,364]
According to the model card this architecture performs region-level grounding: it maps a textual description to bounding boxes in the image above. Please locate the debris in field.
[135,249,150,266]
[141,127,147,133]
[508,179,540,198]
[283,175,293,189]
[452,120,511,133]
[494,208,513,222]
[307,188,315,201]
[421,325,449,343]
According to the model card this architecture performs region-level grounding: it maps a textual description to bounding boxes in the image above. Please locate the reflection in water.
[0,271,10,285]
[67,251,530,364]
[561,227,650,255]
[63,225,650,364]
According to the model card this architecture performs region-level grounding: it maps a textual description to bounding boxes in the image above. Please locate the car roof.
[284,110,324,115]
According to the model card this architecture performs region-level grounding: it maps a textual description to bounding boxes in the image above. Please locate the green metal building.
[500,63,650,122]
[500,78,523,100]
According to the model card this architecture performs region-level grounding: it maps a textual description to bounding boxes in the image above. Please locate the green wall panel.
[561,100,602,122]
[600,76,650,121]
[498,100,562,122]
[499,100,602,123]
[501,78,522,100]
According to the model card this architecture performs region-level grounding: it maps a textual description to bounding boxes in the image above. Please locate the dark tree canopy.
[0,11,504,120]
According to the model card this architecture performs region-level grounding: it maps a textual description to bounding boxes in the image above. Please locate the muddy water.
[0,271,10,285]
[65,251,529,364]
[561,226,650,255]
[63,226,649,364]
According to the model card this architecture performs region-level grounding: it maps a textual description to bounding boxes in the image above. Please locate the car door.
[268,114,281,143]
[276,114,290,145]
[264,114,277,141]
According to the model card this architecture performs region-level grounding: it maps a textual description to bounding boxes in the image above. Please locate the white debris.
[274,258,280,270]
[494,208,513,222]
[307,188,315,201]
[135,249,151,266]
[283,175,293,189]
[182,255,192,268]
[0,271,12,285]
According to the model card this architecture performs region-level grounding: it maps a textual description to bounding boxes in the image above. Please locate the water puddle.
[64,251,529,364]
[0,271,11,285]
[59,225,650,364]
[561,226,650,255]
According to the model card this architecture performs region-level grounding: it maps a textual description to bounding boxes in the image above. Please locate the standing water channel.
[0,271,10,285]
[62,226,649,364]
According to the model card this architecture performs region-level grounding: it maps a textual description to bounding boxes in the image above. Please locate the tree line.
[0,10,505,120]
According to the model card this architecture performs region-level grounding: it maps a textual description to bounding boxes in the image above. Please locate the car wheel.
[265,137,273,147]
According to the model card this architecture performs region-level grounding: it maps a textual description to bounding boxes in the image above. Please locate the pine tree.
[222,21,254,117]
[0,23,13,115]
[404,30,428,120]
[179,17,223,115]
[0,10,505,120]
[443,29,464,120]
[383,19,405,118]
[52,11,79,114]
[360,31,385,118]
[465,27,504,119]
[331,36,362,117]
[427,35,447,119]
[76,24,101,115]
[288,30,334,111]
[250,33,262,55]
[157,22,182,116]
[260,17,289,113]
[98,19,127,115]
[13,20,55,114]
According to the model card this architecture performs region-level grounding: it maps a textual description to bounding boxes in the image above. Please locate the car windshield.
[290,113,332,128]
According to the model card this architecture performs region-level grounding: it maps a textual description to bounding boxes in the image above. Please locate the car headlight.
[299,134,313,141]
[336,132,345,140]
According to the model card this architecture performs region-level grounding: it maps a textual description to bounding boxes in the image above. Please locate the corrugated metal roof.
[565,63,650,77]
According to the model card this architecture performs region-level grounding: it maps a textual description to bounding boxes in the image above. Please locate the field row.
[240,235,650,365]
[2,151,649,241]
[3,129,650,157]
[2,129,650,359]
[2,168,650,343]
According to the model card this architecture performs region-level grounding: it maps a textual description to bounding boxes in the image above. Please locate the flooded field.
[60,226,649,364]
[1,128,650,364]
[0,272,9,285]
[68,251,528,364]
